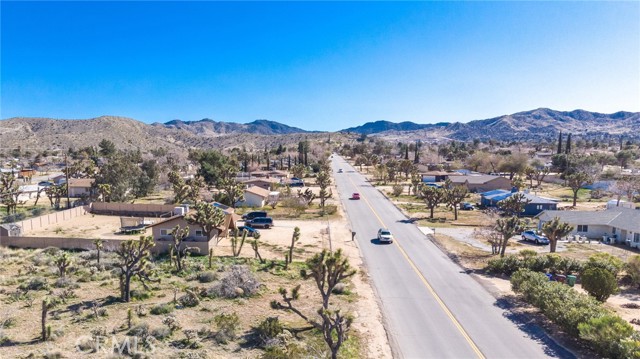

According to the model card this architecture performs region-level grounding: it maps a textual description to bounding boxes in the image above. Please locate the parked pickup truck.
[521,230,549,245]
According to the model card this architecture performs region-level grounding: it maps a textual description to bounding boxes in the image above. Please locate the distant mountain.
[340,108,640,141]
[0,116,316,154]
[341,120,436,135]
[159,118,309,135]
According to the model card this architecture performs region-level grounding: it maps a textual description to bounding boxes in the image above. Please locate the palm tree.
[541,217,574,253]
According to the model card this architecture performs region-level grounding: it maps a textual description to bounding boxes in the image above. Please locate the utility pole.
[65,154,70,209]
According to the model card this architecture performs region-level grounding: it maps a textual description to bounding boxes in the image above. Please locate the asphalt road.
[332,155,573,359]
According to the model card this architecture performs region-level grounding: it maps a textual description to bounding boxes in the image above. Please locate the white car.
[377,228,394,244]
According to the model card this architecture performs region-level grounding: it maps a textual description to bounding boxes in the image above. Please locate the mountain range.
[1,108,638,153]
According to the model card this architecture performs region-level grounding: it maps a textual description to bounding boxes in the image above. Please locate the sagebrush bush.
[208,265,260,299]
[127,322,150,337]
[256,317,284,345]
[151,326,172,340]
[150,303,174,315]
[19,277,48,291]
[214,312,240,344]
[488,254,582,276]
[198,271,217,283]
[178,290,200,308]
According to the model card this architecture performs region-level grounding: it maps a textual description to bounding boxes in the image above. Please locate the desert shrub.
[391,184,404,197]
[627,255,640,288]
[54,277,78,288]
[151,326,172,340]
[30,253,53,266]
[487,256,522,275]
[31,207,45,216]
[198,271,217,283]
[213,312,240,344]
[127,322,150,337]
[162,315,181,333]
[332,282,347,294]
[209,265,260,299]
[323,204,338,215]
[578,315,636,358]
[43,351,62,359]
[585,253,625,276]
[3,213,26,223]
[581,267,619,302]
[19,276,48,291]
[42,247,60,256]
[178,290,200,308]
[256,317,283,345]
[511,269,610,337]
[130,290,152,301]
[150,303,174,315]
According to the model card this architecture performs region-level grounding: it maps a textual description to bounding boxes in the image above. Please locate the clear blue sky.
[2,1,639,131]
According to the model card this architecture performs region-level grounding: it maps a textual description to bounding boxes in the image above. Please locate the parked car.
[377,228,394,244]
[521,230,549,245]
[237,226,260,238]
[38,181,53,187]
[246,217,273,229]
[460,202,475,211]
[242,211,268,221]
[338,169,343,173]
[289,178,305,187]
[352,193,360,200]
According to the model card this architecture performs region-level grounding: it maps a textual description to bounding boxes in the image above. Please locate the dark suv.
[246,217,273,229]
[242,211,268,221]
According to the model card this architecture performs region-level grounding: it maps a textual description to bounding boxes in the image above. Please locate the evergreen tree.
[557,131,563,154]
[565,133,572,154]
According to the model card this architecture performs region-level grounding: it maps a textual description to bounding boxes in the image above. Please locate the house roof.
[242,178,280,184]
[538,207,640,232]
[450,175,505,185]
[483,190,559,204]
[420,171,461,176]
[146,214,184,228]
[245,186,271,198]
[68,178,94,188]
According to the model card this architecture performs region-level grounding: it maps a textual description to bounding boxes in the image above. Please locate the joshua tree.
[170,225,195,272]
[541,217,574,253]
[419,184,445,219]
[54,252,72,278]
[288,227,301,264]
[114,235,157,302]
[185,201,226,244]
[443,181,468,220]
[231,229,248,257]
[250,232,264,264]
[272,249,356,359]
[495,216,525,257]
[93,239,104,266]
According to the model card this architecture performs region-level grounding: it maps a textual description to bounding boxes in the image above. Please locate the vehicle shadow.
[370,238,391,245]
[494,297,577,358]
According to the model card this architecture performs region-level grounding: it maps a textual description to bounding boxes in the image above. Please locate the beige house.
[68,178,95,198]
[239,186,277,207]
[449,175,512,193]
[242,178,281,191]
[147,206,239,254]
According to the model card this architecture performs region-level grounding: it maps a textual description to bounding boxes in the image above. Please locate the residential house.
[239,186,279,208]
[481,189,558,216]
[420,171,461,183]
[537,207,640,247]
[242,178,281,191]
[449,175,512,193]
[68,178,95,198]
[147,205,239,254]
[250,170,289,180]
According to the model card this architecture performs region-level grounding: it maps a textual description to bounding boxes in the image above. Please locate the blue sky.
[2,1,639,131]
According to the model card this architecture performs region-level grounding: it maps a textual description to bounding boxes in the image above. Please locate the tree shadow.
[494,297,576,358]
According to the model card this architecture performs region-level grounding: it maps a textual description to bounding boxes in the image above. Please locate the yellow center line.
[346,174,486,359]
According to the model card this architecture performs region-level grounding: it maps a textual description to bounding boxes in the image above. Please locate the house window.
[635,233,640,242]
[536,205,543,210]
[160,229,173,236]
[577,225,588,233]
[195,230,204,237]
[612,228,617,234]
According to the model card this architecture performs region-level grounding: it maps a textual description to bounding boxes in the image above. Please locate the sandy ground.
[19,187,393,358]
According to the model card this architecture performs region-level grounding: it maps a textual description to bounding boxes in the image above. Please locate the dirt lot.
[1,179,392,359]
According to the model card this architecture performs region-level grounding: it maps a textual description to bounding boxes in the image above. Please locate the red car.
[352,193,360,200]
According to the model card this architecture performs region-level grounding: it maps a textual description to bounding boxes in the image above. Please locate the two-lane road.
[332,155,572,359]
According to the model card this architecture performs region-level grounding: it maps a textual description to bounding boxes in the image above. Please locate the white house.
[537,207,640,248]
[240,186,271,208]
